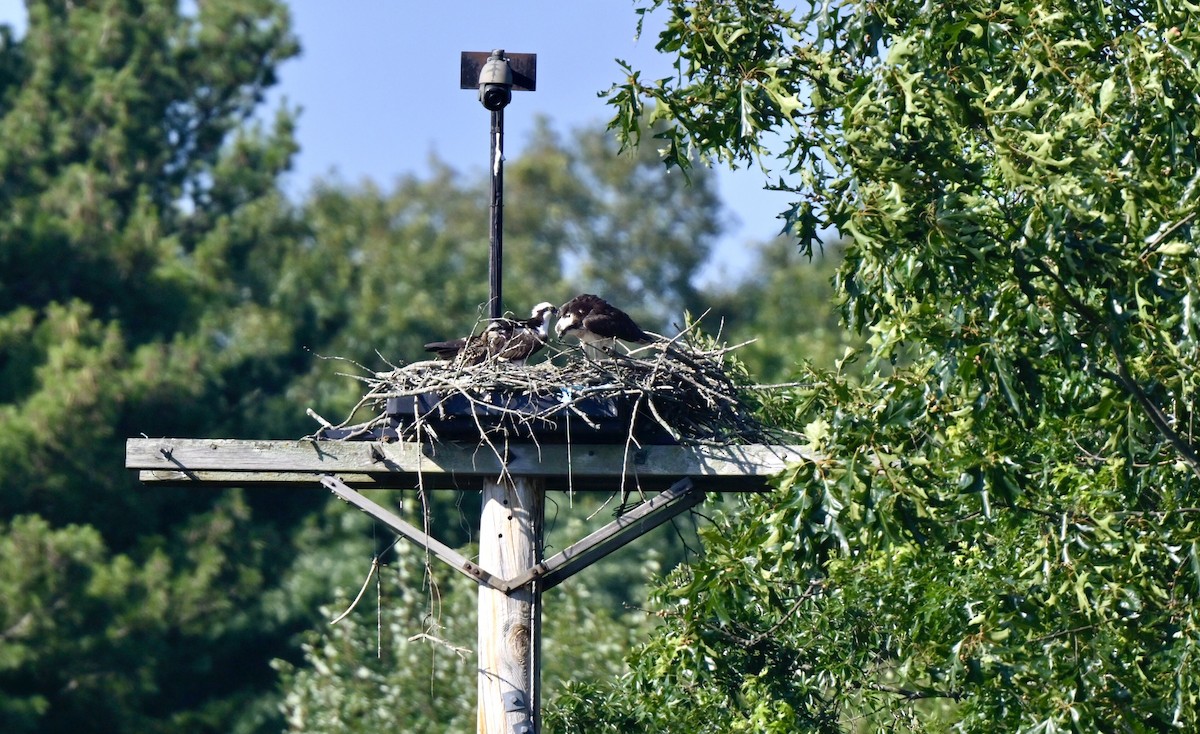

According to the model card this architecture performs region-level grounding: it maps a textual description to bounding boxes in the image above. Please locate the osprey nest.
[308,329,787,447]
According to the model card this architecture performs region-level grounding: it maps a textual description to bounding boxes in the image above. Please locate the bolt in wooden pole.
[477,476,544,734]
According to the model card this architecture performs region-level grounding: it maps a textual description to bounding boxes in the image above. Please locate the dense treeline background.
[7,0,1200,732]
[0,2,844,733]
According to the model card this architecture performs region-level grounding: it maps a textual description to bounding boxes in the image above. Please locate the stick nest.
[310,329,790,447]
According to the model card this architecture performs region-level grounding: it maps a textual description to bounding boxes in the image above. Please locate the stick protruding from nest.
[309,323,794,448]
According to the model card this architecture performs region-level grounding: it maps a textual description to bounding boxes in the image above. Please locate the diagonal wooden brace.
[505,478,704,592]
[321,475,506,592]
[325,474,706,594]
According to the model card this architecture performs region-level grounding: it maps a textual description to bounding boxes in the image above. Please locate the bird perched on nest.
[424,301,559,366]
[556,293,654,357]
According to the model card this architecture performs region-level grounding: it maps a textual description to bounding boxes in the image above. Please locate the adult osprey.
[555,294,653,357]
[424,301,558,366]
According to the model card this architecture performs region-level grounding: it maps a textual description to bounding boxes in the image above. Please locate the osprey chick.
[424,301,558,366]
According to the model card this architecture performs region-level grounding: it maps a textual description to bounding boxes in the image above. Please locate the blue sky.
[1,1,792,279]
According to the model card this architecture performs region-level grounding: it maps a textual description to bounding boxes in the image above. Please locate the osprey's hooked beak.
[542,305,560,337]
[554,312,577,338]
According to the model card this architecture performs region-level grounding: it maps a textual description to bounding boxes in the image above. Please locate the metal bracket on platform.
[505,477,704,592]
[321,475,507,592]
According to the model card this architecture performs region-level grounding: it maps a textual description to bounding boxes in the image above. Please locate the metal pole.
[488,107,504,320]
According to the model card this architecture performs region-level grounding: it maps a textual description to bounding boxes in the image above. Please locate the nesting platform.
[129,333,814,491]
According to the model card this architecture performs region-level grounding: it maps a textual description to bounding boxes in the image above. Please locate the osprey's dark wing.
[557,294,651,344]
[423,337,467,360]
[423,334,489,365]
[580,306,651,343]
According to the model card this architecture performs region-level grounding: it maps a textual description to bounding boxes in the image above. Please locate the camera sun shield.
[460,50,537,112]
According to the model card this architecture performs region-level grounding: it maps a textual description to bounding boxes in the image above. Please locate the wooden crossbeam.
[125,439,812,492]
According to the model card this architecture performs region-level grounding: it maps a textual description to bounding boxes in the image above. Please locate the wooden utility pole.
[126,438,816,724]
[126,439,813,733]
[477,477,543,734]
[462,59,546,727]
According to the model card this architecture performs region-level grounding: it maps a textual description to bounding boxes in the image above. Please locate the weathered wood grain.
[125,438,814,492]
[477,476,543,734]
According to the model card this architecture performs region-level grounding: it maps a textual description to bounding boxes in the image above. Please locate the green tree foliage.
[0,1,841,731]
[0,3,736,728]
[553,0,1200,731]
[706,238,860,382]
[0,2,310,732]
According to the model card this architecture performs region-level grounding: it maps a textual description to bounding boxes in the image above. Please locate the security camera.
[478,50,513,111]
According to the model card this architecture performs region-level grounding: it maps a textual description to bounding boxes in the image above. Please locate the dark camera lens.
[480,85,511,110]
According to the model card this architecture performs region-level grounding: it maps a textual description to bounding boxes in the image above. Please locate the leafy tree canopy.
[551,0,1200,731]
[0,2,310,732]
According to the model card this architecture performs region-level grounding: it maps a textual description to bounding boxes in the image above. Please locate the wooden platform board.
[125,438,814,492]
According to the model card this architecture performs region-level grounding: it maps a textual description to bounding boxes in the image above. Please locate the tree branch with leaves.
[548,1,1200,731]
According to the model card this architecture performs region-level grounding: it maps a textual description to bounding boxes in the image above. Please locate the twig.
[310,316,790,453]
[306,408,333,429]
[330,556,379,625]
[407,632,473,659]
